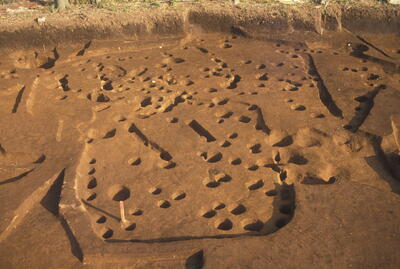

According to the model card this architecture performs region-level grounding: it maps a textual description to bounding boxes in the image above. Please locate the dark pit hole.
[198,47,208,54]
[279,170,287,181]
[230,204,246,215]
[220,141,231,148]
[112,187,130,201]
[130,158,141,166]
[259,74,268,81]
[141,97,152,107]
[354,96,368,102]
[248,180,264,190]
[273,135,293,147]
[250,144,262,153]
[174,193,186,200]
[103,81,113,91]
[328,177,337,184]
[289,155,308,165]
[229,133,238,139]
[87,177,97,189]
[217,175,231,183]
[265,190,278,196]
[132,209,143,216]
[247,165,259,171]
[88,167,96,175]
[87,193,97,201]
[59,75,70,91]
[230,158,242,165]
[342,67,349,71]
[160,152,172,161]
[89,158,96,164]
[343,124,353,130]
[159,200,171,209]
[243,220,264,232]
[274,152,281,163]
[217,219,233,230]
[96,216,106,224]
[293,105,306,111]
[248,104,258,111]
[268,164,281,173]
[207,152,222,163]
[206,180,220,188]
[214,203,225,210]
[302,176,336,185]
[202,210,216,218]
[103,128,116,139]
[102,229,113,239]
[367,74,380,80]
[238,116,251,123]
[125,223,136,231]
[150,188,162,195]
[222,111,233,119]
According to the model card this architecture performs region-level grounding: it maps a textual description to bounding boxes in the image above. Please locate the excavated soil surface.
[0,29,400,268]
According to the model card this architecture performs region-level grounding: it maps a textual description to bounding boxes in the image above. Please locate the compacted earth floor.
[0,31,400,268]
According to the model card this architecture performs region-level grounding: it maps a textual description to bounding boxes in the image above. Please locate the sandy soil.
[0,3,400,268]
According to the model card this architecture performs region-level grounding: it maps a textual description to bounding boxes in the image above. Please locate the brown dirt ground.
[0,2,400,269]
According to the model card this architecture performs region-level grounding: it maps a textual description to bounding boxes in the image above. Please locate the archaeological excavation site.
[0,0,399,268]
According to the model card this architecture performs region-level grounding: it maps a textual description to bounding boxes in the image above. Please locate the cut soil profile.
[0,3,400,269]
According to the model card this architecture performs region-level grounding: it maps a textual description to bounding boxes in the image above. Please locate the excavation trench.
[0,5,400,267]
